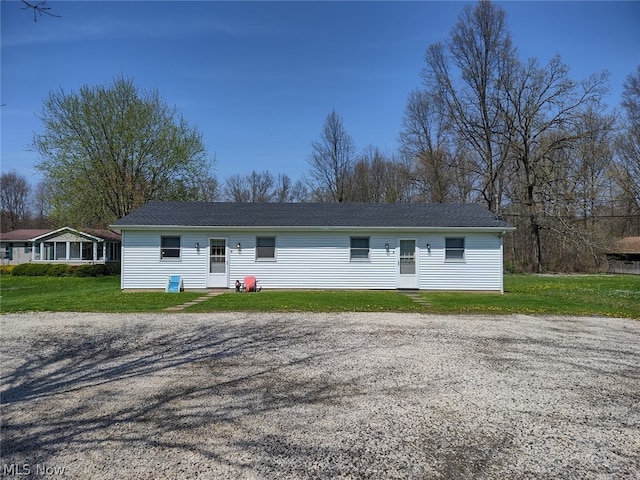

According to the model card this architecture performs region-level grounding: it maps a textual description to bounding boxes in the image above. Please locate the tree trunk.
[530,214,543,273]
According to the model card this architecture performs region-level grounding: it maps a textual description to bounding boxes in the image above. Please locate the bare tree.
[32,179,53,227]
[194,176,221,202]
[501,54,610,272]
[307,110,357,202]
[223,174,252,203]
[422,0,517,212]
[273,174,308,203]
[399,90,462,202]
[351,147,411,203]
[222,170,302,203]
[612,66,640,235]
[21,0,61,21]
[248,171,275,202]
[0,171,31,231]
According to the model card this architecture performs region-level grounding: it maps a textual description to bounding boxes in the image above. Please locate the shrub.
[12,263,46,276]
[73,264,107,277]
[0,265,15,275]
[11,263,117,277]
[106,262,121,275]
[45,264,70,277]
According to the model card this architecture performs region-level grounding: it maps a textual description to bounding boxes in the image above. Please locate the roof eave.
[30,226,106,242]
[111,224,515,232]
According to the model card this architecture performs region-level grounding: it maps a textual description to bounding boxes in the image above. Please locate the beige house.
[0,227,121,265]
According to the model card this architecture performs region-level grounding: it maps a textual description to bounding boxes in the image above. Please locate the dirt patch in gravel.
[1,312,639,479]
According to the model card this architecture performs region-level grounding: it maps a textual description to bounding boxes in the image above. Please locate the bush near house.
[9,263,117,277]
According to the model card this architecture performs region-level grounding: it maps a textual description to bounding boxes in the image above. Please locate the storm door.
[207,238,228,287]
[397,239,418,289]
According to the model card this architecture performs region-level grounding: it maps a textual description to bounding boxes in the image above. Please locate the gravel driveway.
[1,312,639,479]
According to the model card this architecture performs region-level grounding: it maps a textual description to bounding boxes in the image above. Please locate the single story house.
[0,229,50,265]
[111,201,514,292]
[0,227,121,265]
[607,236,640,275]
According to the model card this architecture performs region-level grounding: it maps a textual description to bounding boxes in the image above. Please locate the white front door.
[207,238,228,288]
[397,239,418,289]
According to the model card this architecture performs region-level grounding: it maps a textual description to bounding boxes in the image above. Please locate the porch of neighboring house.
[0,227,121,265]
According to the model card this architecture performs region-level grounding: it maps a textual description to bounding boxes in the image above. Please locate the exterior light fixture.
[426,243,431,252]
[385,243,390,251]
[236,242,241,250]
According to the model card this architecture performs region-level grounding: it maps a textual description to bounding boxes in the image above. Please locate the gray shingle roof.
[112,201,513,229]
[0,229,51,241]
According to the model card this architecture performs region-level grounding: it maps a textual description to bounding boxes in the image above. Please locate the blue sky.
[2,1,639,185]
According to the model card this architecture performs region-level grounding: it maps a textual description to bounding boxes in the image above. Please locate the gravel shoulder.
[1,312,639,479]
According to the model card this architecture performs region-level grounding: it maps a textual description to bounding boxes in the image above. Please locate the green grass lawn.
[426,274,640,318]
[1,274,638,318]
[0,275,203,313]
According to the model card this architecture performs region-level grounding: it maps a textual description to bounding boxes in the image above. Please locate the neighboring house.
[0,229,51,265]
[0,227,121,265]
[607,236,640,275]
[112,201,514,292]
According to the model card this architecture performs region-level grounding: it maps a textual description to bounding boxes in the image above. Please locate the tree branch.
[21,0,61,22]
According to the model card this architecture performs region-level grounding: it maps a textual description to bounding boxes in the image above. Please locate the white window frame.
[161,236,181,260]
[350,237,370,262]
[445,237,465,262]
[256,236,276,261]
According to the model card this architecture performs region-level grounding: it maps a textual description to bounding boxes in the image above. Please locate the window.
[107,242,121,261]
[82,242,93,260]
[44,242,54,260]
[256,237,275,260]
[161,236,181,259]
[445,237,465,261]
[70,242,81,260]
[350,237,370,260]
[55,242,67,260]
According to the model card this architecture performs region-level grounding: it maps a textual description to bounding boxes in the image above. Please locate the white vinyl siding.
[121,230,208,290]
[119,229,505,292]
[230,232,394,289]
[419,234,504,292]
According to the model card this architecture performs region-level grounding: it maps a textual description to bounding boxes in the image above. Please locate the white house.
[112,201,514,292]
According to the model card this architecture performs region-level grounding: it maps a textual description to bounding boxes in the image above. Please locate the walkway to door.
[401,290,431,307]
[164,290,225,311]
